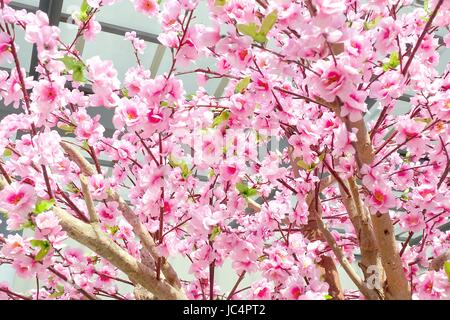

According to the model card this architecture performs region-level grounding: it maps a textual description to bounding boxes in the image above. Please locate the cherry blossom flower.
[133,0,159,16]
[0,182,36,216]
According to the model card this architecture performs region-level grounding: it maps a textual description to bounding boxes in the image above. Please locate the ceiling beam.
[150,45,166,77]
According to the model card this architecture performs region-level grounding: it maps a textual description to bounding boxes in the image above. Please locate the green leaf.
[444,261,450,282]
[324,294,333,300]
[108,225,120,235]
[80,0,89,13]
[211,110,230,128]
[0,210,8,219]
[82,140,90,150]
[59,55,78,70]
[297,159,313,171]
[49,285,65,298]
[257,255,267,262]
[58,123,76,134]
[236,181,258,198]
[30,240,51,262]
[260,10,278,36]
[33,199,55,214]
[254,33,267,44]
[58,55,86,83]
[20,220,35,231]
[237,23,259,38]
[424,0,430,13]
[72,69,85,82]
[79,0,90,22]
[209,226,221,241]
[234,76,251,94]
[382,52,400,71]
[169,156,191,179]
[400,188,411,201]
[363,16,381,30]
[3,148,12,157]
[66,183,80,194]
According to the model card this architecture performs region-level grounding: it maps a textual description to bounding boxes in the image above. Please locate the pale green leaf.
[444,261,450,282]
[209,226,221,241]
[215,0,227,6]
[234,76,251,94]
[260,10,278,36]
[211,110,230,128]
[30,239,51,261]
[33,199,55,214]
[382,52,400,71]
[3,149,12,157]
[237,23,259,38]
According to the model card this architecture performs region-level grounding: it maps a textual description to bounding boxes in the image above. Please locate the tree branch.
[60,141,182,290]
[53,206,186,299]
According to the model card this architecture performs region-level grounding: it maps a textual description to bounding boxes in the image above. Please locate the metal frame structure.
[1,0,449,248]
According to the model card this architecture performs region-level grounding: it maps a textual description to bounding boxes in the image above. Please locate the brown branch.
[80,174,99,223]
[339,178,384,298]
[289,149,344,300]
[60,141,183,290]
[53,206,186,299]
[315,211,380,300]
[429,250,450,271]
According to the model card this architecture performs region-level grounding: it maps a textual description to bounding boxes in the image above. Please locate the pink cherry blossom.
[367,183,396,214]
[0,182,36,216]
[0,33,12,63]
[133,0,159,16]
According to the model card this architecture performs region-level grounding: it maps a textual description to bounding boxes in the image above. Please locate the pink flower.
[311,0,346,16]
[399,211,425,233]
[73,109,105,145]
[281,278,306,300]
[0,182,36,216]
[229,94,254,118]
[248,279,274,300]
[86,56,120,108]
[374,17,401,54]
[32,130,65,166]
[88,174,110,200]
[64,248,85,266]
[310,59,359,102]
[395,116,425,144]
[340,91,367,122]
[2,234,28,256]
[370,71,404,103]
[96,201,119,223]
[157,31,179,48]
[12,257,37,279]
[35,211,60,236]
[414,271,450,300]
[0,33,12,63]
[139,164,167,190]
[367,183,396,213]
[134,0,159,16]
[113,97,144,128]
[125,31,146,54]
[84,18,101,41]
[219,159,241,182]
